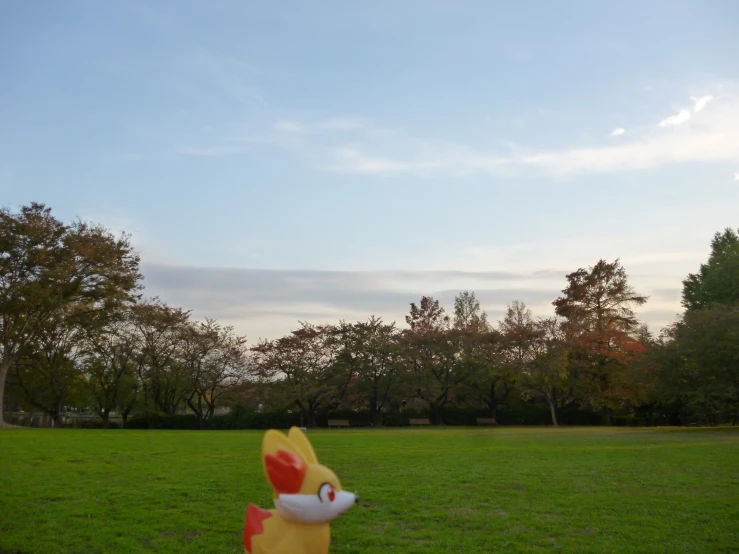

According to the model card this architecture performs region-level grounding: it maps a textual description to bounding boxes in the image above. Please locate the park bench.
[409,418,431,426]
[476,418,497,426]
[327,419,350,428]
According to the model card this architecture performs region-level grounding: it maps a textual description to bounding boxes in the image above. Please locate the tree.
[80,310,140,428]
[498,301,539,373]
[0,203,141,426]
[553,259,648,424]
[403,297,467,424]
[251,323,349,427]
[521,317,570,426]
[453,292,512,424]
[406,295,449,332]
[335,317,401,425]
[468,300,540,422]
[662,305,739,424]
[682,227,739,311]
[131,300,192,417]
[10,313,87,427]
[183,319,249,428]
[453,291,489,331]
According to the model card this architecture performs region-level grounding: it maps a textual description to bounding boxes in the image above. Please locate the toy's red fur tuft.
[244,504,272,553]
[265,449,307,494]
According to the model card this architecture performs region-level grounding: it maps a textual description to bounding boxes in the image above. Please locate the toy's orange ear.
[262,430,307,495]
[287,427,318,464]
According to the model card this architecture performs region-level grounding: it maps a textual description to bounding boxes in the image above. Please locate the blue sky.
[2,0,738,339]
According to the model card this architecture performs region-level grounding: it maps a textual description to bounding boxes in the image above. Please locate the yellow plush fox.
[244,427,357,554]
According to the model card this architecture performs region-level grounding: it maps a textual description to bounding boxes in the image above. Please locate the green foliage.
[657,304,739,423]
[0,203,141,424]
[3,203,737,431]
[682,227,739,310]
[1,428,738,553]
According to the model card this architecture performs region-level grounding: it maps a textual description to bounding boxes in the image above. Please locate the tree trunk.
[430,405,443,425]
[370,394,381,426]
[487,387,498,424]
[101,409,110,429]
[0,360,10,427]
[548,397,558,427]
[602,406,611,426]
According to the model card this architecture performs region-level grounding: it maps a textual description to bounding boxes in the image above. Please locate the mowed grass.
[1,427,738,554]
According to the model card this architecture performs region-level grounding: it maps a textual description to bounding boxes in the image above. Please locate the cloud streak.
[692,95,714,112]
[325,88,739,178]
[141,262,685,340]
[659,109,691,127]
[177,86,739,180]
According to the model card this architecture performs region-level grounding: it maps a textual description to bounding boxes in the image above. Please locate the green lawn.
[1,427,738,553]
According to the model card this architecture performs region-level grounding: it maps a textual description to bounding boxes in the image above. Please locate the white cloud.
[328,148,443,175]
[659,109,691,127]
[734,172,739,182]
[609,127,625,137]
[691,95,714,112]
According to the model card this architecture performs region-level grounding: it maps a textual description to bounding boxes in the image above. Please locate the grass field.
[1,427,738,554]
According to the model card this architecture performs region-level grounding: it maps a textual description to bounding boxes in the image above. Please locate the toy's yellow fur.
[244,427,355,554]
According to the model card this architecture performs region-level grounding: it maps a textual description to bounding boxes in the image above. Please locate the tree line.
[1,203,737,428]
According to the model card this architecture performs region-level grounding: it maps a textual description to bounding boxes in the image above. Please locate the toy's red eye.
[319,483,337,503]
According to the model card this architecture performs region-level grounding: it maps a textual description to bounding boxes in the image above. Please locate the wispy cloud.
[658,109,691,127]
[274,117,371,134]
[274,120,308,133]
[734,172,739,182]
[176,86,739,178]
[193,52,265,105]
[691,95,714,112]
[328,148,443,175]
[177,145,245,157]
[326,87,739,178]
[320,117,369,130]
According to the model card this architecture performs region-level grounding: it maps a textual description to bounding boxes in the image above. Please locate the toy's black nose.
[354,496,358,504]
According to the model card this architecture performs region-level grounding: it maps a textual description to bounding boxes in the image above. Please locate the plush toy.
[244,427,357,554]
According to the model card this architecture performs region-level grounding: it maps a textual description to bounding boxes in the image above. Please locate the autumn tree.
[131,300,192,417]
[553,259,648,424]
[521,317,570,426]
[334,316,401,425]
[0,203,141,426]
[251,323,349,427]
[80,310,141,428]
[10,313,87,427]
[182,319,249,428]
[406,295,449,332]
[403,296,466,424]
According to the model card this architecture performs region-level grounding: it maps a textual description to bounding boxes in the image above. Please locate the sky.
[2,0,738,340]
